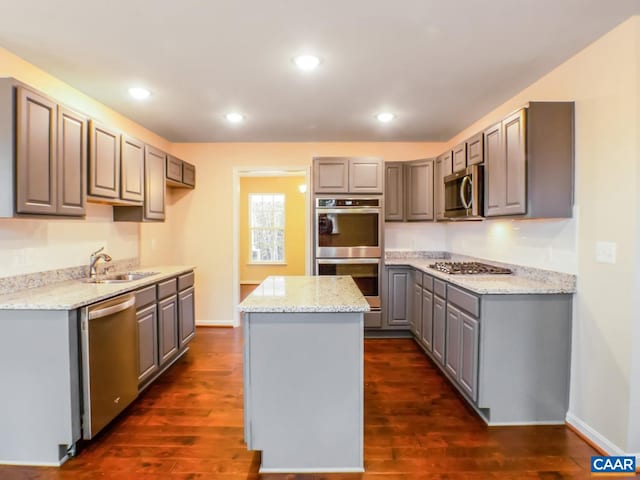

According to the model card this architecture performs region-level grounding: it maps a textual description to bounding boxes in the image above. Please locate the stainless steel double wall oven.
[314,197,382,313]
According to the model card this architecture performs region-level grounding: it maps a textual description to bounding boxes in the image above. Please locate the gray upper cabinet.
[348,157,383,193]
[405,159,434,221]
[313,157,382,194]
[57,106,87,216]
[15,85,86,217]
[166,155,196,189]
[88,121,120,200]
[120,135,145,203]
[384,163,404,221]
[166,155,182,183]
[313,157,349,193]
[144,145,166,221]
[435,151,452,221]
[484,102,574,218]
[182,162,196,187]
[466,132,484,167]
[452,142,467,172]
[16,87,56,215]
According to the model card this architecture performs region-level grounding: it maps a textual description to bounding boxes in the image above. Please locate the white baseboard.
[566,411,627,456]
[196,319,237,327]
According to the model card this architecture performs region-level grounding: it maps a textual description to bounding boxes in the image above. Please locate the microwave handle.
[460,176,472,210]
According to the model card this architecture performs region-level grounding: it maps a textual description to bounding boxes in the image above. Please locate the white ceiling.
[0,0,638,142]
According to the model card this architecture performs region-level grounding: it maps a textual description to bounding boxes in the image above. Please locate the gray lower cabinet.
[178,286,195,348]
[411,282,422,337]
[136,303,159,384]
[484,102,574,218]
[432,294,446,366]
[420,286,433,351]
[459,311,479,401]
[158,295,179,365]
[444,304,462,379]
[383,267,412,329]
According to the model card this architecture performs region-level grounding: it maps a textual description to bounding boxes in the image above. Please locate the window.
[249,193,285,263]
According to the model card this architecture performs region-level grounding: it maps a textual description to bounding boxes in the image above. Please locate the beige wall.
[0,46,171,276]
[239,176,307,282]
[141,142,444,324]
[442,18,640,454]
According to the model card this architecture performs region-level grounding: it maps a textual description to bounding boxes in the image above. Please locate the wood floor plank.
[0,327,599,479]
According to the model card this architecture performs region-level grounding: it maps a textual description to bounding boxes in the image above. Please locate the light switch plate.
[595,241,616,264]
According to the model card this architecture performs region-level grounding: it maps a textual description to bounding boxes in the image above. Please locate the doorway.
[232,168,310,325]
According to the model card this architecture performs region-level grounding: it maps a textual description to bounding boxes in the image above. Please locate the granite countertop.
[238,276,370,313]
[385,253,576,295]
[0,265,195,310]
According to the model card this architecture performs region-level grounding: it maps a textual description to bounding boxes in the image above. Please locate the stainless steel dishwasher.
[81,293,138,439]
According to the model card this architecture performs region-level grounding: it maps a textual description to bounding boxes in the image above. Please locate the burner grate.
[428,261,512,275]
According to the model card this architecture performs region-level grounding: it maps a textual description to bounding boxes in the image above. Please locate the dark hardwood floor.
[1,327,599,479]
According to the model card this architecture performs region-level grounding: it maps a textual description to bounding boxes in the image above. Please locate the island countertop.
[238,275,370,313]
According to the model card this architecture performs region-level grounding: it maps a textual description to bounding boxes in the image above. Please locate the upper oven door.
[316,205,381,258]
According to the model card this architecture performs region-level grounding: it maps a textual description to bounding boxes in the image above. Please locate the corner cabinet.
[11,83,87,217]
[166,154,196,189]
[313,157,383,194]
[484,102,574,218]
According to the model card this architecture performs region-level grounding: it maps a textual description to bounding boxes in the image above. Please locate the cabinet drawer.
[166,155,183,182]
[447,285,480,318]
[183,163,195,187]
[135,285,157,309]
[422,274,433,292]
[157,278,178,299]
[178,271,195,291]
[434,279,446,298]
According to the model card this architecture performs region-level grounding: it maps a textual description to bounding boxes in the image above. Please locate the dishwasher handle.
[88,296,136,320]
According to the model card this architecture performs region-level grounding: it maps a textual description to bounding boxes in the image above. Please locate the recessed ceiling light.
[376,112,395,123]
[128,87,151,100]
[225,112,244,124]
[294,54,321,71]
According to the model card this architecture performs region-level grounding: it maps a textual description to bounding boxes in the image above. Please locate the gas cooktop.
[428,262,513,275]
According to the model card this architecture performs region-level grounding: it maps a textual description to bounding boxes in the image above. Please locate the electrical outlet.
[595,241,616,264]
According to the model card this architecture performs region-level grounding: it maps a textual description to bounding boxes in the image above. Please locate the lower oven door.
[316,258,381,310]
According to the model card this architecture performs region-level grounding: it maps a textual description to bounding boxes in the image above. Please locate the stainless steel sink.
[85,271,159,284]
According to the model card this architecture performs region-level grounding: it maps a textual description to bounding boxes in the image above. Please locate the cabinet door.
[158,295,178,365]
[137,303,159,385]
[466,132,484,166]
[432,295,446,366]
[16,86,57,214]
[182,162,196,187]
[435,151,452,221]
[57,106,86,216]
[405,159,434,221]
[313,158,348,193]
[445,305,461,379]
[121,135,145,203]
[452,142,467,172]
[459,312,479,402]
[421,288,433,352]
[348,157,383,193]
[385,268,410,327]
[411,282,422,337]
[502,109,527,215]
[88,121,120,199]
[166,155,183,182]
[178,286,195,348]
[385,163,404,221]
[144,145,166,220]
[484,122,504,216]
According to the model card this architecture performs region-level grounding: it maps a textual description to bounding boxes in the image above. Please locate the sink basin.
[85,271,159,284]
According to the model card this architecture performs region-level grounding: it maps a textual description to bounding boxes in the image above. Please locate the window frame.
[248,193,286,265]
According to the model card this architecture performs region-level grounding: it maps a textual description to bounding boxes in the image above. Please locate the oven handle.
[460,176,472,210]
[316,258,380,265]
[316,208,380,214]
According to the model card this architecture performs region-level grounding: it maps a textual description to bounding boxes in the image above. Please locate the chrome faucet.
[89,247,113,279]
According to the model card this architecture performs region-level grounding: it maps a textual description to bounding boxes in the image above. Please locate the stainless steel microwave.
[444,164,484,220]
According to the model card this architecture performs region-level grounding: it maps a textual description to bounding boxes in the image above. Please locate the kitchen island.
[238,275,369,473]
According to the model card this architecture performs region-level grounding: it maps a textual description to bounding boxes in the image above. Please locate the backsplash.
[0,257,139,295]
[0,204,139,279]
